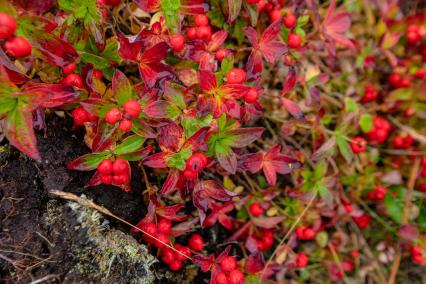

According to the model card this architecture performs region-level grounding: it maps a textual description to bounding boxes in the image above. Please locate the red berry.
[188,233,204,251]
[184,169,197,180]
[350,137,367,154]
[228,269,244,284]
[248,202,264,217]
[123,99,141,118]
[174,244,191,261]
[72,106,89,126]
[154,233,170,249]
[105,108,122,125]
[353,214,370,229]
[169,34,185,52]
[269,10,282,22]
[101,0,121,6]
[5,36,32,58]
[100,174,112,185]
[216,272,228,284]
[226,68,246,84]
[287,33,302,48]
[113,173,129,184]
[361,84,378,103]
[112,158,128,175]
[142,222,157,240]
[186,153,207,173]
[195,14,209,27]
[63,63,76,74]
[93,69,103,80]
[61,74,83,88]
[303,228,316,239]
[98,159,113,175]
[407,32,421,43]
[244,88,259,103]
[119,119,133,132]
[284,14,297,28]
[186,27,197,40]
[216,48,229,62]
[221,256,237,272]
[246,0,259,4]
[161,248,174,264]
[157,219,172,235]
[295,252,309,268]
[169,260,183,271]
[0,13,17,39]
[196,26,211,40]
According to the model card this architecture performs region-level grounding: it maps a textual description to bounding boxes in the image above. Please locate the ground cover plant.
[1,0,426,283]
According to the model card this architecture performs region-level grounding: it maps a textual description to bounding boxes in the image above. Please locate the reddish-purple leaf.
[193,254,216,273]
[217,151,238,174]
[117,33,144,61]
[281,67,297,96]
[132,119,157,139]
[23,84,80,108]
[245,50,263,81]
[207,30,228,52]
[182,127,210,152]
[112,70,134,105]
[143,100,170,119]
[245,252,265,273]
[281,98,305,120]
[92,123,119,152]
[171,217,200,237]
[117,145,153,161]
[198,69,217,92]
[311,137,336,161]
[135,0,161,12]
[157,122,184,152]
[252,216,285,229]
[0,49,29,84]
[143,152,171,168]
[12,0,54,14]
[227,127,264,148]
[5,110,39,160]
[159,168,180,195]
[238,152,263,173]
[156,203,188,222]
[322,0,354,50]
[227,0,242,23]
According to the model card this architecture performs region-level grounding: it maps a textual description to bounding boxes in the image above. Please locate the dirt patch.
[0,114,152,283]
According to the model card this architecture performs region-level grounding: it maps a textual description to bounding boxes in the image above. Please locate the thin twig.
[387,158,421,284]
[50,190,193,261]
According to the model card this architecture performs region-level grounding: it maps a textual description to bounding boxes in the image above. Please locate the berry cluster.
[216,256,244,284]
[0,12,32,58]
[186,14,212,42]
[295,225,316,240]
[253,229,274,252]
[406,24,426,44]
[71,106,97,126]
[105,99,141,132]
[350,136,367,154]
[365,116,392,144]
[391,133,414,149]
[361,84,378,103]
[97,158,130,185]
[367,185,387,201]
[183,152,208,180]
[411,246,425,265]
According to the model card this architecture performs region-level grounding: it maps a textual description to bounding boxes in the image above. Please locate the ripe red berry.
[244,88,259,103]
[112,173,129,184]
[248,202,264,217]
[100,0,121,6]
[5,36,32,58]
[228,269,244,284]
[100,174,113,185]
[216,48,229,62]
[0,13,17,39]
[174,244,191,261]
[98,159,113,175]
[186,153,207,173]
[93,69,103,80]
[388,73,402,88]
[142,222,157,241]
[63,63,76,75]
[72,106,89,126]
[353,214,370,229]
[154,233,170,249]
[195,14,209,27]
[216,272,228,284]
[246,0,260,4]
[226,68,246,84]
[123,99,141,118]
[186,27,197,40]
[415,68,426,79]
[287,33,302,48]
[295,252,309,268]
[112,158,128,175]
[350,136,367,154]
[105,108,122,125]
[169,34,185,52]
[188,233,204,251]
[161,248,174,264]
[196,25,211,40]
[284,14,297,28]
[220,256,237,272]
[169,260,183,271]
[119,119,133,132]
[157,219,172,235]
[61,74,83,88]
[183,169,197,180]
[269,10,282,22]
[361,84,378,103]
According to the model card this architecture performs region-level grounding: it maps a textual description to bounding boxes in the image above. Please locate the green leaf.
[336,133,352,163]
[345,97,359,114]
[227,0,242,23]
[67,151,111,171]
[296,15,310,27]
[221,55,234,75]
[167,148,191,170]
[161,0,181,34]
[58,0,100,24]
[294,26,306,38]
[384,187,405,224]
[388,88,413,101]
[112,70,135,105]
[0,96,17,114]
[233,18,246,45]
[207,4,226,28]
[359,113,373,132]
[181,114,212,137]
[114,135,145,155]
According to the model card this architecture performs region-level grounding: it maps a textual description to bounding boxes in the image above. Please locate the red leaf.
[182,127,210,152]
[139,41,169,65]
[227,127,264,148]
[171,217,200,237]
[245,50,263,81]
[281,67,297,96]
[322,0,354,50]
[143,152,171,168]
[199,52,216,72]
[262,144,301,186]
[159,169,180,195]
[245,252,265,273]
[238,152,263,173]
[281,98,305,120]
[207,30,228,52]
[0,49,29,84]
[135,0,161,12]
[156,203,188,222]
[5,110,39,160]
[193,254,216,272]
[117,33,144,61]
[311,137,336,161]
[252,216,285,229]
[198,69,217,92]
[132,119,157,139]
[217,151,237,174]
[23,84,80,108]
[143,100,170,119]
[158,122,184,153]
[227,0,242,23]
[12,0,54,14]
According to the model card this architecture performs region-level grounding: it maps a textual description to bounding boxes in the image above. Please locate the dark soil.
[0,114,149,283]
